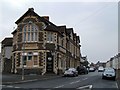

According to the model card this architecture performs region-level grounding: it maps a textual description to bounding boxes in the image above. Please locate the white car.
[98,66,104,72]
[64,68,78,77]
[102,68,116,80]
[89,67,95,72]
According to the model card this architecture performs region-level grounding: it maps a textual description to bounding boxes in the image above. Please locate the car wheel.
[73,74,76,77]
[102,76,105,79]
[113,77,116,81]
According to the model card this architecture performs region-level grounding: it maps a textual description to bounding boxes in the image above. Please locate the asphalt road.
[1,71,119,90]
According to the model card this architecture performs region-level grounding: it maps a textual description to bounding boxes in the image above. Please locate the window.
[23,33,26,41]
[28,52,32,60]
[22,56,27,65]
[31,33,34,41]
[23,22,38,42]
[28,56,32,60]
[47,32,54,43]
[21,52,38,66]
[61,38,64,46]
[28,32,30,41]
[34,56,38,65]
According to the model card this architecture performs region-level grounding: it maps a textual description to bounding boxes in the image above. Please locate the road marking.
[74,77,79,78]
[6,85,13,88]
[0,85,21,89]
[70,80,81,84]
[54,85,64,88]
[82,78,88,80]
[19,79,38,83]
[116,83,118,89]
[14,87,21,88]
[77,85,92,89]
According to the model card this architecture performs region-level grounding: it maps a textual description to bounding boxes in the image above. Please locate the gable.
[13,8,62,35]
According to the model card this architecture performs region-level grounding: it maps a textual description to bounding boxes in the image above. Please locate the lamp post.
[22,42,25,80]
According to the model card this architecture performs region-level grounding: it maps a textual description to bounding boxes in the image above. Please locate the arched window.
[23,22,38,42]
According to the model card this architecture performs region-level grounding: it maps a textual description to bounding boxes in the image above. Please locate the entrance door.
[46,52,53,73]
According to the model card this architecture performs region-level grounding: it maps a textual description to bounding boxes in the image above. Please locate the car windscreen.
[105,70,114,73]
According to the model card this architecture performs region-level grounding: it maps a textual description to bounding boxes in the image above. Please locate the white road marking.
[0,85,5,86]
[14,87,21,88]
[116,83,118,89]
[54,85,64,88]
[74,77,79,78]
[89,85,93,89]
[82,78,88,80]
[77,85,93,89]
[1,85,21,89]
[70,80,81,84]
[6,85,13,88]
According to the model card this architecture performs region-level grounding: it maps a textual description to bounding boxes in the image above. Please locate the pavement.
[2,73,62,85]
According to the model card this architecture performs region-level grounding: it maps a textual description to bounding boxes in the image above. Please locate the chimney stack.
[28,8,34,11]
[42,16,49,21]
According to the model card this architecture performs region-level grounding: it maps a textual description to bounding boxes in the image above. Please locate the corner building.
[12,8,81,75]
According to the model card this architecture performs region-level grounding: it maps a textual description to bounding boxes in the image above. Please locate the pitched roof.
[1,37,13,46]
[13,8,61,34]
[76,36,80,43]
[15,8,56,26]
[57,25,66,34]
[66,28,73,35]
[45,24,58,32]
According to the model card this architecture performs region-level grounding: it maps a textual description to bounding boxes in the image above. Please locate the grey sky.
[0,0,118,63]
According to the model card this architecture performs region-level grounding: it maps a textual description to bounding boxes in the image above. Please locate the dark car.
[77,66,88,74]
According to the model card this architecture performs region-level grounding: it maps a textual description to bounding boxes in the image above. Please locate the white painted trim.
[33,52,38,55]
[33,65,38,67]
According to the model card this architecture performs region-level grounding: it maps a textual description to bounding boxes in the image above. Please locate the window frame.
[22,22,38,42]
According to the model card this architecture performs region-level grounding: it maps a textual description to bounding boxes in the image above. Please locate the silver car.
[64,68,78,77]
[102,68,116,80]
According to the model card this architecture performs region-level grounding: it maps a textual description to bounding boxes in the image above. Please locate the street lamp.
[22,42,25,80]
[22,58,24,80]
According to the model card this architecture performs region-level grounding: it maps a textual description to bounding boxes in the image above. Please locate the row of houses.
[106,53,120,70]
[1,8,81,75]
[106,53,120,79]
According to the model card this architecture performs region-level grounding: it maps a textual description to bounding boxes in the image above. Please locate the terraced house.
[11,8,81,75]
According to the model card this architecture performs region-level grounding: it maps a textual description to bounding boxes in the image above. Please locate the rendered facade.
[1,38,13,73]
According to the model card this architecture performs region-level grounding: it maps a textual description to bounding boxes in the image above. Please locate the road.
[2,71,118,90]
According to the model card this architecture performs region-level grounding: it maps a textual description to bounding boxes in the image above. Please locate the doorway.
[46,52,53,73]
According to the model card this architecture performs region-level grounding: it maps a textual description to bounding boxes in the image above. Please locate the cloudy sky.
[0,0,118,63]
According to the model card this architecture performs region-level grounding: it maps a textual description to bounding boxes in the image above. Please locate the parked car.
[89,67,95,72]
[102,68,116,80]
[98,66,104,72]
[64,68,78,77]
[77,66,88,74]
